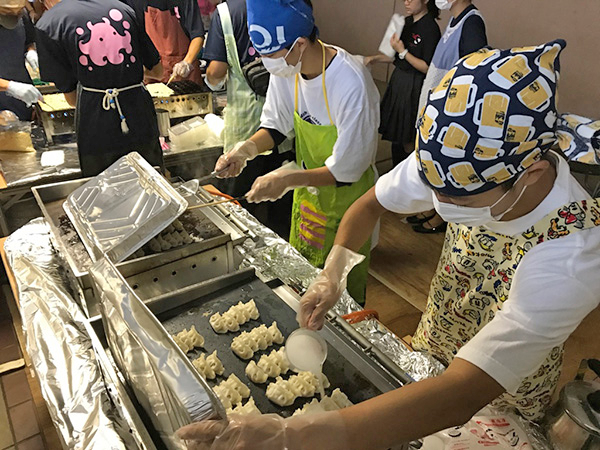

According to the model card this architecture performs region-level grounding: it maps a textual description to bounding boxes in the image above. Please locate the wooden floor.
[366,212,600,396]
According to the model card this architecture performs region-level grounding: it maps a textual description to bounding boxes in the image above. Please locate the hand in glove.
[173,60,194,79]
[214,140,259,178]
[245,169,295,203]
[177,411,351,450]
[6,81,43,107]
[298,245,365,330]
[25,49,39,71]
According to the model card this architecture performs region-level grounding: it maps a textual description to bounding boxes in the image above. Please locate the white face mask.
[261,38,304,78]
[433,175,529,227]
[435,0,454,10]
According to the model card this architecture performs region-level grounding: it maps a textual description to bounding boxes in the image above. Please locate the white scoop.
[285,329,328,398]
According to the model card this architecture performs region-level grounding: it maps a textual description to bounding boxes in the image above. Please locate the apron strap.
[81,83,145,134]
[217,2,244,79]
[294,40,334,125]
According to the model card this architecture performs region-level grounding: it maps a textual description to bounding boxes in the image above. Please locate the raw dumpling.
[245,348,289,383]
[222,374,251,398]
[206,351,224,376]
[209,300,260,333]
[230,322,284,360]
[215,374,251,409]
[192,351,224,380]
[266,377,296,407]
[226,397,261,416]
[172,326,204,353]
[292,388,353,416]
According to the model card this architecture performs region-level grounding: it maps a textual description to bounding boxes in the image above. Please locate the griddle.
[152,272,383,417]
[168,81,209,95]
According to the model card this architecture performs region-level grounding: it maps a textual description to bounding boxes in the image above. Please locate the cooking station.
[11,152,415,449]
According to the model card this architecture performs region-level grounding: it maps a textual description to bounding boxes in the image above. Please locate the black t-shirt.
[146,0,205,40]
[36,0,160,92]
[450,4,487,57]
[0,14,36,120]
[394,13,441,72]
[203,0,257,67]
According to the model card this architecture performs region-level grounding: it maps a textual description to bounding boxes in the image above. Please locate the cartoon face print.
[502,242,513,261]
[548,218,569,239]
[77,9,135,70]
[483,258,498,279]
[469,295,491,310]
[558,202,585,228]
[456,255,477,271]
[411,33,422,46]
[591,207,600,226]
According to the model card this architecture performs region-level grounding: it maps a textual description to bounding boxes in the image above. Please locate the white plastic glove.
[298,245,365,330]
[173,60,194,78]
[25,49,39,72]
[177,411,351,450]
[204,74,226,92]
[6,81,43,107]
[214,140,259,178]
[245,170,294,203]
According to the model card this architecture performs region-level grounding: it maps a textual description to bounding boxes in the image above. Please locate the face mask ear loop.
[491,172,528,221]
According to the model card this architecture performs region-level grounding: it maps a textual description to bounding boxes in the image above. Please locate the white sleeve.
[374,153,435,214]
[456,231,600,393]
[260,76,295,138]
[324,77,379,183]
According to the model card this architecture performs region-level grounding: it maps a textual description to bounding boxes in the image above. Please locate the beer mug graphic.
[518,76,552,112]
[536,43,561,82]
[437,123,471,158]
[473,138,505,161]
[481,162,516,184]
[576,120,600,139]
[418,150,446,188]
[448,161,483,191]
[419,105,439,143]
[557,131,576,154]
[430,67,457,101]
[510,45,539,53]
[444,75,477,117]
[489,55,532,89]
[520,148,542,169]
[474,92,510,139]
[505,115,535,143]
[512,140,538,156]
[462,48,500,70]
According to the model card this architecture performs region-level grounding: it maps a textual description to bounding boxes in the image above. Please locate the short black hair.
[427,0,441,20]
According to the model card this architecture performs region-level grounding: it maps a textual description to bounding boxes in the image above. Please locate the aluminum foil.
[221,202,445,381]
[3,219,128,450]
[89,258,222,450]
[64,152,188,263]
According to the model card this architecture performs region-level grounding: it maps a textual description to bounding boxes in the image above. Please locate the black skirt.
[379,66,425,145]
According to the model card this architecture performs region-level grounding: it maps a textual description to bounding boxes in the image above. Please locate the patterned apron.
[217,2,264,152]
[288,42,375,304]
[412,197,600,420]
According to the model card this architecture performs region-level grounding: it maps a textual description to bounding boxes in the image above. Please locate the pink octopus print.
[76,9,136,70]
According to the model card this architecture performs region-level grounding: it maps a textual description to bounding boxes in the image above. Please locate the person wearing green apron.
[178,38,600,450]
[213,0,379,304]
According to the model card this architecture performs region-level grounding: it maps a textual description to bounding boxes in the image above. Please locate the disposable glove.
[6,81,43,107]
[173,60,194,78]
[177,411,351,450]
[298,245,365,330]
[25,49,39,71]
[214,140,260,178]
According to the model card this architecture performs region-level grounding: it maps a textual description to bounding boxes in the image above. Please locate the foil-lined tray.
[64,152,188,263]
[89,258,223,450]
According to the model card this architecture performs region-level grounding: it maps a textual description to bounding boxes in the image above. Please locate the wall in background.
[314,0,600,118]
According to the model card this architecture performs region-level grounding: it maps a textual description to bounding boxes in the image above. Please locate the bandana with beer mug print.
[415,39,565,196]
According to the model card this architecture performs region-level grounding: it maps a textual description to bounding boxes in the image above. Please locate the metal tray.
[32,178,248,317]
[64,152,188,263]
[142,269,403,417]
[90,258,224,450]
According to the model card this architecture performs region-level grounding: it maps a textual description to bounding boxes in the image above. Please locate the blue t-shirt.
[203,0,257,67]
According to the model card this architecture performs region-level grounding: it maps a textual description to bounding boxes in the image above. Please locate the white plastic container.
[169,116,211,150]
[379,14,405,58]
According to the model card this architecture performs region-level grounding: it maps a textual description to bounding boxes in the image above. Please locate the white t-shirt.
[375,152,600,393]
[260,46,380,183]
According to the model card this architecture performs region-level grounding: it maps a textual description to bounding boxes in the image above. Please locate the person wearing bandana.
[178,40,600,449]
[212,0,380,305]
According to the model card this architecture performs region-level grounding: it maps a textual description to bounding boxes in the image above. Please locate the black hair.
[302,0,318,43]
[427,0,441,20]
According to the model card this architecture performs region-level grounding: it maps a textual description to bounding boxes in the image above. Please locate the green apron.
[288,42,375,304]
[218,3,264,152]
